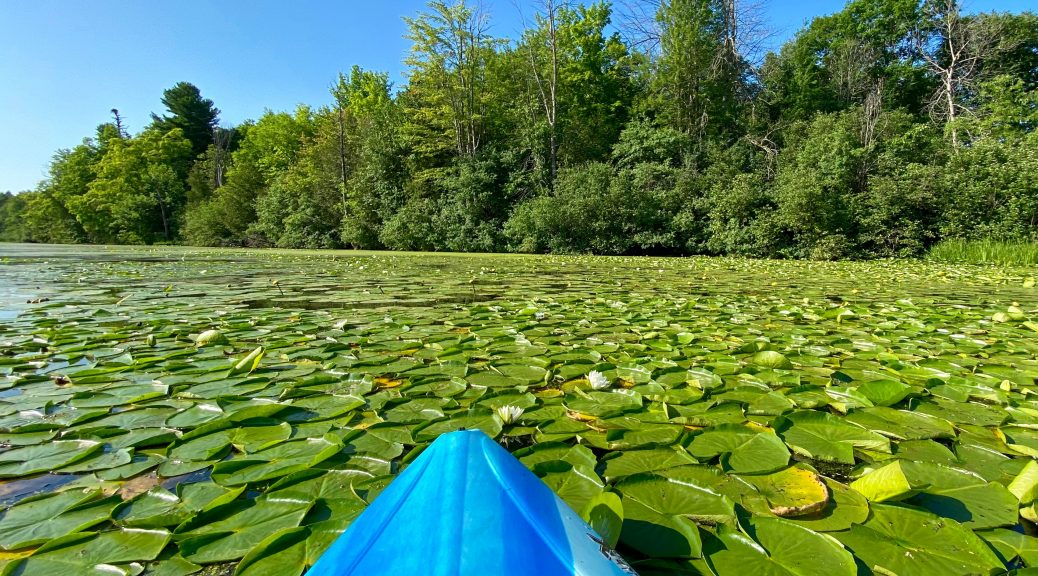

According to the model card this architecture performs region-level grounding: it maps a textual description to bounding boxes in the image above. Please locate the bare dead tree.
[861,79,883,150]
[110,109,127,139]
[517,0,566,187]
[449,0,492,157]
[916,0,996,148]
[211,127,233,189]
[406,0,492,158]
[828,40,880,106]
[336,106,349,220]
[746,128,779,178]
[616,0,775,68]
[856,78,885,190]
[615,0,664,57]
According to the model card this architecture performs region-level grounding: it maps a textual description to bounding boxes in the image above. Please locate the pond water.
[0,243,1037,575]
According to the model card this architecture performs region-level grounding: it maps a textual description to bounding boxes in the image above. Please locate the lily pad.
[751,351,793,370]
[7,528,170,575]
[0,440,103,478]
[851,460,1019,529]
[776,411,890,464]
[538,463,604,515]
[617,470,737,558]
[687,424,790,474]
[705,515,856,576]
[0,490,120,550]
[175,497,312,564]
[739,466,830,517]
[601,447,698,481]
[833,503,1004,575]
[582,491,623,549]
[211,435,344,486]
[783,477,870,532]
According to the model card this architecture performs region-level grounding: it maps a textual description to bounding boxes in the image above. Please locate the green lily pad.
[617,470,737,558]
[751,351,793,370]
[413,412,503,442]
[210,435,344,486]
[582,491,623,549]
[833,503,1004,575]
[855,380,912,406]
[517,441,598,471]
[233,526,311,576]
[175,497,312,564]
[228,346,265,376]
[0,490,120,550]
[0,440,103,478]
[739,466,830,517]
[776,411,890,464]
[1009,460,1038,503]
[851,460,1019,528]
[7,528,170,575]
[687,424,789,474]
[538,462,604,514]
[705,516,856,576]
[601,447,698,481]
[566,391,643,419]
[114,487,190,528]
[979,528,1038,567]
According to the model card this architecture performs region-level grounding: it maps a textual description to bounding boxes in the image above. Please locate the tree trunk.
[337,106,349,220]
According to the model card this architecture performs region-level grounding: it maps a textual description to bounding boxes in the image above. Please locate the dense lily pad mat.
[1,244,1038,575]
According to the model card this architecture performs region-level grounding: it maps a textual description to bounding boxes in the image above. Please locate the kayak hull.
[306,429,633,575]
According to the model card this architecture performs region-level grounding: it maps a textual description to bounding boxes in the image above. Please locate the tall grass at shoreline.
[928,239,1038,266]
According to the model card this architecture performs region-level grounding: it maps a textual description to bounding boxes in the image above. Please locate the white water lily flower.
[496,405,524,425]
[588,370,610,390]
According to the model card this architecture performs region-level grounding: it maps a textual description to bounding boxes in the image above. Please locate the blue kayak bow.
[307,429,635,575]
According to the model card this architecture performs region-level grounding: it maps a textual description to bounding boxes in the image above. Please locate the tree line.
[1,0,1036,259]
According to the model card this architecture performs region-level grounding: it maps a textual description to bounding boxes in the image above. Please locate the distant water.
[0,261,36,320]
[0,281,29,320]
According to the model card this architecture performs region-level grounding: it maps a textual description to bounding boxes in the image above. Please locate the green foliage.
[506,161,684,254]
[773,111,862,259]
[941,138,1038,242]
[19,191,83,244]
[704,173,777,257]
[928,239,1038,266]
[181,160,265,247]
[551,1,638,165]
[403,1,496,162]
[23,139,103,243]
[506,162,612,253]
[762,0,931,121]
[69,129,193,244]
[333,66,404,249]
[653,0,748,149]
[380,196,442,251]
[6,1,1038,259]
[857,119,945,256]
[974,11,1038,90]
[0,192,28,242]
[612,120,691,168]
[437,156,509,252]
[251,111,345,249]
[150,81,221,157]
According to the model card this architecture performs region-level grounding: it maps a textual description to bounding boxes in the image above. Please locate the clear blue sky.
[0,0,1031,192]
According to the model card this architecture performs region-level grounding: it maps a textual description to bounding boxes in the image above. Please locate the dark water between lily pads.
[1,243,1038,575]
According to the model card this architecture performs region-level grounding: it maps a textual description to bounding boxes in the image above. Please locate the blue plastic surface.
[307,429,635,575]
